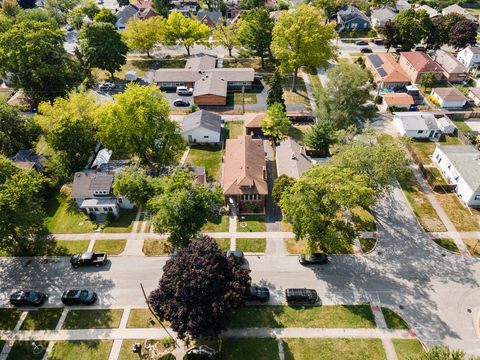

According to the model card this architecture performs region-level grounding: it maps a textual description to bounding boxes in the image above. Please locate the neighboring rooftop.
[245,114,265,129]
[400,51,443,73]
[371,7,397,22]
[468,87,480,98]
[116,5,139,24]
[394,112,439,131]
[185,55,217,71]
[415,4,439,17]
[442,4,477,21]
[182,110,222,133]
[382,93,415,107]
[223,135,268,196]
[432,87,468,102]
[432,49,467,74]
[9,149,46,172]
[366,53,410,83]
[337,5,370,22]
[436,144,480,191]
[276,137,314,179]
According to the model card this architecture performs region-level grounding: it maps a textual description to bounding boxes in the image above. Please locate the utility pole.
[242,85,245,114]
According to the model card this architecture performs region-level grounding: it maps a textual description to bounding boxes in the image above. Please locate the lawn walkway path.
[0,327,413,342]
[371,305,398,360]
[301,69,316,112]
[121,208,144,256]
[0,311,27,360]
[409,163,471,256]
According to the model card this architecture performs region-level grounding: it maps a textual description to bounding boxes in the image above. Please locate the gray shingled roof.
[437,144,480,192]
[116,5,138,25]
[371,7,396,22]
[393,112,440,131]
[193,73,228,97]
[182,110,222,134]
[276,137,314,179]
[337,6,369,23]
[72,171,114,198]
[185,55,217,71]
[432,50,467,75]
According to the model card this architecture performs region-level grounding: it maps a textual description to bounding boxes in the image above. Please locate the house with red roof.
[398,51,444,83]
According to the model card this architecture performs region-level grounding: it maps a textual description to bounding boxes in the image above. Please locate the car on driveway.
[10,290,47,307]
[248,285,270,302]
[61,289,97,305]
[98,82,115,90]
[360,47,372,53]
[176,86,194,96]
[355,40,368,46]
[225,250,245,264]
[173,99,190,107]
[298,253,328,265]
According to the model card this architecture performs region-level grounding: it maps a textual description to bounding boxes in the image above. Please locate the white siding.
[393,116,431,138]
[432,93,466,108]
[182,127,221,144]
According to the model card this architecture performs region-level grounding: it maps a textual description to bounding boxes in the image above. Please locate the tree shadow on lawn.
[62,309,122,330]
[310,186,479,345]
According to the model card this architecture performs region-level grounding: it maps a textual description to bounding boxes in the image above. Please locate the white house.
[395,0,411,11]
[433,145,480,207]
[181,110,223,145]
[467,87,480,106]
[393,112,441,139]
[435,116,457,135]
[457,46,480,70]
[431,88,468,109]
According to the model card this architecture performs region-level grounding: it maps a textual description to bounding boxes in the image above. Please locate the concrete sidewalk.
[0,327,413,342]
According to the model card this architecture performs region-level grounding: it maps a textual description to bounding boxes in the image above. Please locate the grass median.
[20,308,63,330]
[0,308,23,330]
[228,305,376,329]
[236,238,266,253]
[92,240,126,255]
[47,340,113,360]
[62,309,123,330]
[381,307,409,330]
[393,339,425,360]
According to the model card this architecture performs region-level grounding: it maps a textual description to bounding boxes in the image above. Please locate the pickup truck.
[70,252,107,268]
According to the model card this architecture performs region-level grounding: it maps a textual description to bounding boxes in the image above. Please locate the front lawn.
[228,305,376,328]
[434,193,480,231]
[62,309,123,330]
[7,341,49,360]
[381,307,409,330]
[398,168,446,232]
[392,339,425,360]
[221,339,279,360]
[101,209,137,233]
[229,93,258,105]
[201,215,229,233]
[281,75,311,110]
[225,121,244,139]
[237,215,266,232]
[45,190,96,234]
[186,145,223,182]
[126,309,163,328]
[119,339,175,360]
[452,119,472,133]
[215,238,231,251]
[236,238,266,252]
[142,239,172,256]
[351,207,376,231]
[47,340,113,360]
[92,240,126,255]
[284,338,386,360]
[433,238,459,253]
[0,308,22,330]
[20,308,63,330]
[284,238,308,254]
[359,238,377,253]
[463,238,480,256]
[49,240,90,256]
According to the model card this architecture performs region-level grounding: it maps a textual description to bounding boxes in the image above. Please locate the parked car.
[174,99,190,107]
[372,38,384,45]
[298,253,328,265]
[225,250,245,264]
[360,47,372,53]
[176,86,194,96]
[415,46,426,52]
[10,290,47,307]
[355,40,368,46]
[61,289,97,305]
[70,252,107,268]
[98,82,115,90]
[285,288,319,305]
[248,285,270,302]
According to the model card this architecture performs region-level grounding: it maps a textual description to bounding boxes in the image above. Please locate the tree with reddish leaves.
[379,20,397,52]
[148,236,251,340]
[449,19,478,50]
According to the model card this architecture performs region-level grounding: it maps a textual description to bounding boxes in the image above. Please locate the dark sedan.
[355,40,368,46]
[10,290,47,307]
[173,99,190,107]
[61,289,97,306]
[360,47,373,53]
[298,253,328,265]
[248,285,270,302]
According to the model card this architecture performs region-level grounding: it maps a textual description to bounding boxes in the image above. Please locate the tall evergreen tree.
[266,68,285,111]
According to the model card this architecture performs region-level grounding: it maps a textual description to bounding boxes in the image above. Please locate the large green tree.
[304,119,334,156]
[94,8,117,25]
[212,22,239,58]
[0,157,48,255]
[79,21,128,78]
[266,68,285,110]
[122,17,164,57]
[271,5,336,91]
[260,103,290,144]
[0,20,81,102]
[449,19,477,50]
[163,11,210,56]
[427,13,465,50]
[147,169,223,248]
[152,0,170,18]
[279,164,376,252]
[113,166,155,207]
[96,84,185,167]
[0,102,41,156]
[237,8,273,69]
[393,9,433,51]
[315,62,372,129]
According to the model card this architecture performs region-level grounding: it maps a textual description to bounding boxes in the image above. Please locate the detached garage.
[431,88,467,109]
[181,110,223,145]
[193,74,228,106]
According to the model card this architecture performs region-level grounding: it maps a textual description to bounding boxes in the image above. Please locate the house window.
[204,136,209,138]
[118,198,123,203]
[108,207,113,212]
[475,195,480,200]
[94,207,99,211]
[103,207,108,211]
[417,130,423,134]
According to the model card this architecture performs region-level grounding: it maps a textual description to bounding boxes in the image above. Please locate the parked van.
[285,288,319,305]
[176,86,193,96]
